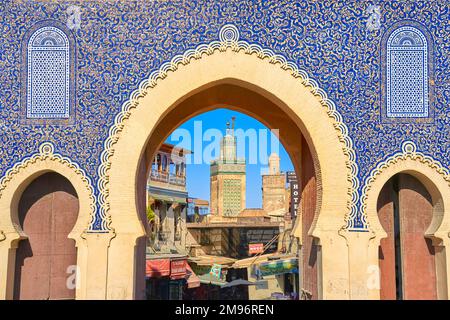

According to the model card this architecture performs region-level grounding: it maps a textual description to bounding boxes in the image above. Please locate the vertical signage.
[286,172,299,219]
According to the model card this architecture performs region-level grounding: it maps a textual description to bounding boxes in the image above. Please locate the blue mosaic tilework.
[0,0,449,230]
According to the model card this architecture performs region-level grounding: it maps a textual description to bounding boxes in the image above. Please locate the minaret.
[210,117,246,217]
[268,152,280,175]
[220,117,237,162]
[262,152,286,216]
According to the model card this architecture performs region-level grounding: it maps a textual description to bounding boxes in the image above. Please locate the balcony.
[150,170,186,187]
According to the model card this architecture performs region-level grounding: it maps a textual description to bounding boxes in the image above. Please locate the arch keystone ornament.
[0,142,112,300]
[101,24,358,299]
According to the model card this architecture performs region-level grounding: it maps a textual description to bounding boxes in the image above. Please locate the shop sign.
[286,171,297,183]
[290,181,299,218]
[170,259,187,280]
[209,264,222,278]
[286,171,299,218]
[248,243,264,255]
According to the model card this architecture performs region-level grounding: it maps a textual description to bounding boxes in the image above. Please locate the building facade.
[147,143,189,253]
[262,153,288,220]
[210,119,246,217]
[1,0,450,300]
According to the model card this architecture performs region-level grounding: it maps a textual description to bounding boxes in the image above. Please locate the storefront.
[232,254,299,300]
[256,256,299,300]
[183,257,242,300]
[146,255,200,300]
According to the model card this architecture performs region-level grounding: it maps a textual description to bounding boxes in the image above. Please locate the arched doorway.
[377,173,437,299]
[104,49,353,300]
[133,83,323,299]
[13,172,79,300]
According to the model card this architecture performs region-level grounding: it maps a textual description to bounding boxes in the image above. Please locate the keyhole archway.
[378,173,439,299]
[14,172,79,300]
[362,149,450,300]
[104,49,354,300]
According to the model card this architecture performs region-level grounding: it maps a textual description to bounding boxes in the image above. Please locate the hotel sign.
[286,171,297,183]
[286,171,299,218]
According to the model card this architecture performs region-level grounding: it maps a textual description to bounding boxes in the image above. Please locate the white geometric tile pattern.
[387,26,428,118]
[27,26,70,119]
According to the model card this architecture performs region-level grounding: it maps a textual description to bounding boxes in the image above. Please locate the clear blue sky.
[165,109,294,209]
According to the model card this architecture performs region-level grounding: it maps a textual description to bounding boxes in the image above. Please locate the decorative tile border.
[360,141,450,230]
[0,142,97,231]
[96,24,361,232]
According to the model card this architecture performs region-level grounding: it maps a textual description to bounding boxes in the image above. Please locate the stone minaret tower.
[262,152,286,215]
[210,117,246,217]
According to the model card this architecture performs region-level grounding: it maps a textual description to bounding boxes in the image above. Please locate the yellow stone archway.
[0,142,108,300]
[102,25,357,299]
[356,141,450,300]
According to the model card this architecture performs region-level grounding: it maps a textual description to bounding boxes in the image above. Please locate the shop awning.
[185,264,200,289]
[146,259,170,278]
[146,257,188,279]
[188,255,236,267]
[258,257,299,277]
[231,253,277,269]
[198,273,228,287]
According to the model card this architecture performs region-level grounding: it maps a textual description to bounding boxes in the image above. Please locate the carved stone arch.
[101,24,357,299]
[360,141,450,299]
[0,142,96,299]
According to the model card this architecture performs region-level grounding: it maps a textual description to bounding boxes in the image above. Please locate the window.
[386,26,428,118]
[27,26,70,119]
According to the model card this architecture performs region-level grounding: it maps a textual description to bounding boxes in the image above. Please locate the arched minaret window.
[386,26,429,118]
[26,26,70,119]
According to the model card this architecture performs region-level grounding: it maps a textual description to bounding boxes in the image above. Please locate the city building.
[210,118,246,217]
[147,143,189,253]
[146,143,198,299]
[186,198,210,222]
[262,153,289,222]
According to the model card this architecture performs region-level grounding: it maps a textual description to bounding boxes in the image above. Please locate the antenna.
[231,116,236,130]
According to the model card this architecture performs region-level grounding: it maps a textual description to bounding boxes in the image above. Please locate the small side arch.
[361,141,450,299]
[0,142,95,299]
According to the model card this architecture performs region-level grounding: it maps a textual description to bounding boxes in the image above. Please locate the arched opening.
[105,50,352,300]
[13,172,79,300]
[134,82,320,299]
[377,173,442,300]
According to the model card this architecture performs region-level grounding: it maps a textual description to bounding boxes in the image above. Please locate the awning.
[146,259,170,278]
[198,273,227,287]
[231,253,276,269]
[188,255,236,267]
[221,279,258,288]
[146,257,188,279]
[258,257,299,276]
[185,264,200,289]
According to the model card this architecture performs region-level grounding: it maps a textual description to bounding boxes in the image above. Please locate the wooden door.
[14,172,79,300]
[378,173,437,300]
[398,174,436,299]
